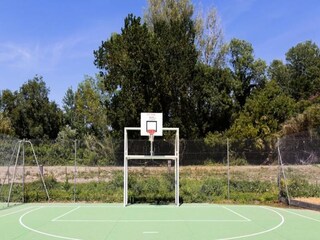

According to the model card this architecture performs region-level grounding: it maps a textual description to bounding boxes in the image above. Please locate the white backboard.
[140,112,163,136]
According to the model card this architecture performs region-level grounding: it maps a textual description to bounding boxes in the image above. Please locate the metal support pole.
[28,141,50,201]
[22,140,25,203]
[7,141,22,207]
[73,140,77,202]
[175,129,180,206]
[150,139,154,156]
[277,138,291,204]
[227,138,230,200]
[124,129,128,206]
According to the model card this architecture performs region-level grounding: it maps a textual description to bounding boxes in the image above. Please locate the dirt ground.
[293,197,320,205]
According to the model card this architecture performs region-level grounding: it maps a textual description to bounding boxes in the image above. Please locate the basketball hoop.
[147,129,156,142]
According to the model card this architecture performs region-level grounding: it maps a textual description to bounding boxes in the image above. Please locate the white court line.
[222,206,251,222]
[52,206,81,222]
[18,205,286,240]
[277,208,320,223]
[143,231,159,234]
[0,206,35,218]
[52,204,250,223]
[54,219,249,223]
[216,207,285,240]
[19,207,82,240]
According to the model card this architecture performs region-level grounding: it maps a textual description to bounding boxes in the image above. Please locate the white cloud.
[0,34,90,74]
[0,43,33,67]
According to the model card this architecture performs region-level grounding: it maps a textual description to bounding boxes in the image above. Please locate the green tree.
[282,104,320,135]
[222,80,296,164]
[227,80,296,140]
[94,15,157,137]
[152,6,198,137]
[0,112,14,135]
[74,76,109,138]
[94,10,199,138]
[193,64,234,136]
[0,76,62,139]
[62,87,76,128]
[268,59,290,93]
[227,38,267,108]
[144,0,193,28]
[285,40,320,100]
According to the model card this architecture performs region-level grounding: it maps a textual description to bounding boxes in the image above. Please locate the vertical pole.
[175,129,179,206]
[73,140,77,203]
[124,128,128,206]
[22,140,25,203]
[28,141,50,201]
[150,137,153,156]
[227,138,230,200]
[277,138,291,205]
[277,138,281,190]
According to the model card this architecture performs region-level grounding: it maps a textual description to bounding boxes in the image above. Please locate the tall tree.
[144,0,193,28]
[285,40,320,100]
[227,38,267,108]
[194,6,226,67]
[151,5,198,137]
[193,64,234,136]
[62,87,76,128]
[73,76,109,138]
[145,0,226,67]
[0,76,62,139]
[94,9,199,138]
[268,59,290,93]
[94,15,157,137]
[227,80,296,140]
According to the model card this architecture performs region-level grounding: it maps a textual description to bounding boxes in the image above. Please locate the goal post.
[123,113,179,206]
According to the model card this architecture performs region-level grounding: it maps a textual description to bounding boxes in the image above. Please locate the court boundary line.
[52,206,81,222]
[51,205,250,223]
[19,207,82,240]
[53,219,250,223]
[277,208,320,223]
[222,206,251,222]
[18,205,286,240]
[215,207,285,240]
[0,206,35,218]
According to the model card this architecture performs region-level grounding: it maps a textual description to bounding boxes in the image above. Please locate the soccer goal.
[123,113,179,206]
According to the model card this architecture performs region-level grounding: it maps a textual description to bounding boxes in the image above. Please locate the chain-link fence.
[278,130,320,209]
[1,131,320,208]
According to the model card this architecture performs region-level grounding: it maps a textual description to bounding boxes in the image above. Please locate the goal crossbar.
[124,127,179,206]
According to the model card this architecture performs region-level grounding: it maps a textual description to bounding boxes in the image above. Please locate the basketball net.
[147,129,156,142]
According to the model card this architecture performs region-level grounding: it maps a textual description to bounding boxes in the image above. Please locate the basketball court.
[1,113,320,239]
[1,203,320,240]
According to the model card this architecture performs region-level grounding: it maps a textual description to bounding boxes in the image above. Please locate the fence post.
[227,138,230,200]
[277,137,291,205]
[74,140,77,203]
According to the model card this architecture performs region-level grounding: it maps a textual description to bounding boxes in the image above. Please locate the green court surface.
[1,203,320,240]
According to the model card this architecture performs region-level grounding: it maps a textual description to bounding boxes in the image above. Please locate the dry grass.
[1,165,320,184]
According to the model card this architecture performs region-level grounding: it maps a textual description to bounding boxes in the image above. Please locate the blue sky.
[1,0,319,107]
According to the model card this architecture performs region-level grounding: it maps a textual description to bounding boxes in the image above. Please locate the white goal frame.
[123,127,179,206]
